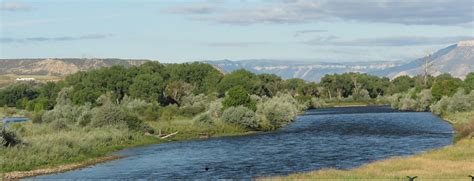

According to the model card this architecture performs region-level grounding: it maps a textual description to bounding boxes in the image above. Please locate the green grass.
[146,116,252,141]
[0,123,159,173]
[326,100,386,107]
[0,113,251,174]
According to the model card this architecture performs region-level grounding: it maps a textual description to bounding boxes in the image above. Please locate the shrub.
[91,102,152,132]
[375,95,390,105]
[179,106,205,117]
[91,102,126,127]
[311,98,328,109]
[143,102,161,121]
[193,112,214,126]
[77,108,93,127]
[208,100,223,118]
[388,88,433,112]
[160,104,178,122]
[415,89,433,111]
[431,89,474,115]
[42,103,91,125]
[446,89,473,113]
[352,88,371,101]
[178,94,207,117]
[220,106,258,130]
[457,119,474,139]
[256,94,299,130]
[431,96,449,115]
[399,97,417,111]
[0,128,22,147]
[50,118,70,131]
[120,96,150,112]
[31,111,44,124]
[222,86,257,111]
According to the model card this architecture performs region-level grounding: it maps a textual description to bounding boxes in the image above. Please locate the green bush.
[388,88,433,111]
[50,119,70,131]
[193,112,214,126]
[311,98,328,108]
[431,90,474,115]
[1,127,22,147]
[446,90,473,113]
[208,100,223,118]
[352,88,371,101]
[256,94,299,130]
[160,104,178,121]
[415,89,433,111]
[220,106,258,130]
[222,86,257,111]
[32,111,44,124]
[42,104,91,125]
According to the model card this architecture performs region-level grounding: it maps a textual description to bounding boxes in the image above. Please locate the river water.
[33,106,453,179]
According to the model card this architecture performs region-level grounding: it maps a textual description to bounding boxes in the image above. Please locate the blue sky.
[1,0,473,63]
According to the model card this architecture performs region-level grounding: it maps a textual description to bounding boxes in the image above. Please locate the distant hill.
[204,40,474,81]
[0,58,149,76]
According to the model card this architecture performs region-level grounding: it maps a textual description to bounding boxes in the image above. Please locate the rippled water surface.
[33,106,453,179]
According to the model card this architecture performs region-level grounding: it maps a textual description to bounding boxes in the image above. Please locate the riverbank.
[266,111,474,180]
[0,116,254,179]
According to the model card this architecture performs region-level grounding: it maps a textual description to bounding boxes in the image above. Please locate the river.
[32,106,453,179]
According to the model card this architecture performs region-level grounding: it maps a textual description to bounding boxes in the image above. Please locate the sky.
[1,0,473,63]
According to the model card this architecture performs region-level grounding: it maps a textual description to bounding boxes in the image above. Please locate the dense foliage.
[1,61,473,139]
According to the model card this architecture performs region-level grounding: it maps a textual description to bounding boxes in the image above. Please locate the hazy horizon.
[1,0,473,63]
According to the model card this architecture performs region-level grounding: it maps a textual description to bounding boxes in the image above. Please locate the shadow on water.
[32,106,453,179]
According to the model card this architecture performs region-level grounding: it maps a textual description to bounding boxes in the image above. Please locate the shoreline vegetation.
[1,62,473,179]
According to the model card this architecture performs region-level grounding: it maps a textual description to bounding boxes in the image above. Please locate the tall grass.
[0,122,154,173]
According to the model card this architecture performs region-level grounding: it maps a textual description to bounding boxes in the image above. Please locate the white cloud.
[305,36,474,46]
[169,0,474,26]
[0,1,31,11]
[1,34,113,43]
[164,3,217,14]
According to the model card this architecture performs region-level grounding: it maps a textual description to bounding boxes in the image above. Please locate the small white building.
[15,78,36,81]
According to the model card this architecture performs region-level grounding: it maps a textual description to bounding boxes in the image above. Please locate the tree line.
[1,61,473,112]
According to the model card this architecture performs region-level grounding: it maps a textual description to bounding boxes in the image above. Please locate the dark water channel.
[33,106,453,179]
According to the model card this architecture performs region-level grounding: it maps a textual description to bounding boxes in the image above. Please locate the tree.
[431,74,462,100]
[0,82,39,107]
[222,86,256,111]
[283,78,307,96]
[129,74,165,102]
[217,69,259,96]
[387,75,415,95]
[164,81,194,105]
[167,62,222,94]
[255,73,283,97]
[464,72,474,92]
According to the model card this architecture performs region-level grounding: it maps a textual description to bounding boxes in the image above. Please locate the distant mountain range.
[204,40,474,81]
[0,40,472,81]
[202,59,405,82]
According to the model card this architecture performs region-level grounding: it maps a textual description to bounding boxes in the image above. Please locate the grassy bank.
[0,115,251,179]
[266,111,474,180]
